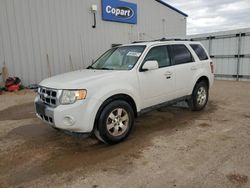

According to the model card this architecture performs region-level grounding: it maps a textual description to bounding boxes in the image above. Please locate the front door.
[138,45,176,109]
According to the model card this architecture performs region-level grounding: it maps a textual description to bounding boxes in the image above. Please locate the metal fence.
[190,29,250,81]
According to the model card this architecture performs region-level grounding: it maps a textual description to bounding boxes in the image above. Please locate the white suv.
[35,39,214,144]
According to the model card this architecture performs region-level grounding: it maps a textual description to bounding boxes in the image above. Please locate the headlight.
[60,90,87,104]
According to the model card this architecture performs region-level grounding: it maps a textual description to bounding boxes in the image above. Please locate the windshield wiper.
[100,67,113,70]
[86,65,94,69]
[87,66,113,70]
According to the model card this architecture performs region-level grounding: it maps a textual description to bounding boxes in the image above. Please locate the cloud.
[164,0,250,35]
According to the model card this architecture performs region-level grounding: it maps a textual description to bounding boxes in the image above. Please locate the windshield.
[89,45,146,70]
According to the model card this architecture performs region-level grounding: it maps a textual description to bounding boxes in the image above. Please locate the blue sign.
[102,0,137,24]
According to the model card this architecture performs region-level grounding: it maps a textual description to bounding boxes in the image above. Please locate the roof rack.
[132,38,191,44]
[132,41,149,44]
[157,38,191,41]
[132,38,192,44]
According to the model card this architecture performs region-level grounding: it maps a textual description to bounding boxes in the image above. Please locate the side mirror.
[141,60,159,71]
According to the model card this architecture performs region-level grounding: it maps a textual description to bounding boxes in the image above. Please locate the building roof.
[155,0,188,17]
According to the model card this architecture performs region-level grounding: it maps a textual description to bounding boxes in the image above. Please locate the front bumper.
[34,96,102,133]
[35,101,55,125]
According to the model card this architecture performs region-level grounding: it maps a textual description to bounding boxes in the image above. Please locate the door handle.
[191,66,197,70]
[164,71,172,79]
[164,71,173,76]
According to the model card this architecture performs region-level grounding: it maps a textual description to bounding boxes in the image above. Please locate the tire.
[188,81,209,111]
[94,100,134,144]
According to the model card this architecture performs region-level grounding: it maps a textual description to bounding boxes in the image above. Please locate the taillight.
[210,62,214,74]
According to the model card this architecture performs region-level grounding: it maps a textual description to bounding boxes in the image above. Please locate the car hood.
[39,69,116,89]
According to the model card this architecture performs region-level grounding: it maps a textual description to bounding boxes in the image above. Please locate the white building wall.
[189,28,250,81]
[0,0,186,85]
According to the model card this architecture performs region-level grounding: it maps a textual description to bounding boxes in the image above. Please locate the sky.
[165,0,250,35]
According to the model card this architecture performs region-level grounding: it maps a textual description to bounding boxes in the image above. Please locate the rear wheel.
[188,81,208,111]
[94,100,134,144]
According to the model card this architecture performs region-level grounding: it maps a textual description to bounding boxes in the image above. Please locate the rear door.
[169,44,197,97]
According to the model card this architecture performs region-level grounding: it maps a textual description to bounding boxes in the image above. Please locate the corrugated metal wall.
[0,0,186,85]
[189,28,250,81]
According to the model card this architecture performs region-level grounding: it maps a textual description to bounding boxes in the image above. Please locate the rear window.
[190,44,208,61]
[170,44,194,65]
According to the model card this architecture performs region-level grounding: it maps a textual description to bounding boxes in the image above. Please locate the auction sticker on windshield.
[127,52,141,57]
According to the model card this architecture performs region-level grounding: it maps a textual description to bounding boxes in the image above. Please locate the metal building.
[189,27,250,81]
[0,0,187,85]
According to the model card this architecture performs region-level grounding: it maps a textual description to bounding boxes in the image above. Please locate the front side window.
[171,44,194,65]
[190,44,209,61]
[90,45,145,70]
[143,46,171,68]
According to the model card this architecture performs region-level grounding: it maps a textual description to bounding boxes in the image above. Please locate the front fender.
[90,84,141,112]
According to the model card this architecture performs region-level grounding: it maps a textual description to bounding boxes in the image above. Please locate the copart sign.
[102,0,137,24]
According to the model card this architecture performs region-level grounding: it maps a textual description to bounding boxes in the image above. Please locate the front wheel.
[94,100,134,144]
[188,81,209,111]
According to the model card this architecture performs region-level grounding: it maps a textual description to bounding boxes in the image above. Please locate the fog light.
[63,116,75,126]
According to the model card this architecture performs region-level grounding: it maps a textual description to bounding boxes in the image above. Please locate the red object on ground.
[5,77,21,92]
[6,84,19,92]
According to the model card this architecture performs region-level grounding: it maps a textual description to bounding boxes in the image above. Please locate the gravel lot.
[0,80,249,188]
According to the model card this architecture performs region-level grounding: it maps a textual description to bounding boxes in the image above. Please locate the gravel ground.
[0,80,249,188]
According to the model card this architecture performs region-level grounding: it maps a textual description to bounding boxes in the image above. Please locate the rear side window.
[170,45,194,65]
[190,44,208,61]
[143,46,171,68]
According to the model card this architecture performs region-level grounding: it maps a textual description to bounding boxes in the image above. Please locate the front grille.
[38,87,58,106]
[38,113,54,124]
